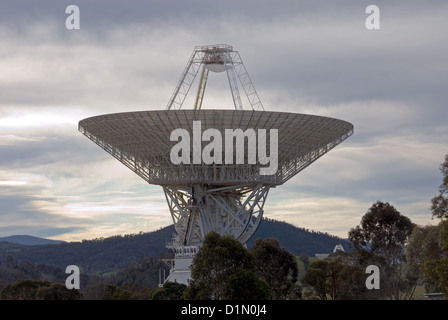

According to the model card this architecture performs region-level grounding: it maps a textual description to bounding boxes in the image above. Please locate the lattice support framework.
[163,183,270,248]
[166,44,264,111]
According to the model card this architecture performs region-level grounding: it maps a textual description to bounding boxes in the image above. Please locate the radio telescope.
[78,44,353,284]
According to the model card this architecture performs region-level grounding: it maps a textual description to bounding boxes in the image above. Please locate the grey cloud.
[0,195,80,237]
[0,131,104,170]
[3,0,447,118]
[1,0,447,239]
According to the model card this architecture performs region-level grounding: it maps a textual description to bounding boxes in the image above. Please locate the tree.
[36,283,81,300]
[251,238,300,299]
[431,152,448,219]
[0,280,51,300]
[299,253,310,270]
[184,231,270,300]
[439,220,448,293]
[102,284,131,300]
[407,224,444,293]
[121,282,152,300]
[348,201,416,300]
[150,282,186,300]
[112,254,170,289]
[424,152,448,295]
[223,268,270,300]
[303,260,329,300]
[303,257,366,300]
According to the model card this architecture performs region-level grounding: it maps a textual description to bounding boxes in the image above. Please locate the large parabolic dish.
[78,110,353,187]
[78,44,353,284]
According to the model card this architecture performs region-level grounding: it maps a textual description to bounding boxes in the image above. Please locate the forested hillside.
[0,235,65,246]
[0,227,173,275]
[0,218,349,278]
[247,218,350,255]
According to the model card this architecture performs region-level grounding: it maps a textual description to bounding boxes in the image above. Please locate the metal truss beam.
[162,184,269,247]
[79,110,354,188]
[165,44,263,111]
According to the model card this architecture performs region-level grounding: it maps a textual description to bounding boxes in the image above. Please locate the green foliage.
[406,152,448,296]
[303,260,328,300]
[1,279,50,300]
[407,221,448,295]
[348,201,417,300]
[407,224,442,292]
[0,279,80,300]
[102,284,131,300]
[349,201,415,257]
[150,282,186,300]
[111,253,171,289]
[121,282,152,300]
[431,152,448,220]
[299,254,310,270]
[35,283,81,300]
[0,256,71,292]
[252,238,301,299]
[185,231,270,300]
[303,255,368,300]
[223,268,270,300]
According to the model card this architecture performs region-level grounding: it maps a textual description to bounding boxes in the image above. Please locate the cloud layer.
[1,0,447,241]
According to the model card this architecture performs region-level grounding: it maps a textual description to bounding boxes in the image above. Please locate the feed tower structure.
[78,44,354,284]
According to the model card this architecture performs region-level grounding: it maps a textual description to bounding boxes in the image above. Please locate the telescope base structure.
[163,245,198,285]
[162,183,270,284]
[77,45,354,287]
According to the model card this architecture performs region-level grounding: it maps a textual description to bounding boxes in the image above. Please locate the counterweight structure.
[78,44,354,284]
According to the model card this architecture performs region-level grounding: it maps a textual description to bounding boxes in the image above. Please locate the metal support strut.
[166,44,264,111]
[162,183,270,248]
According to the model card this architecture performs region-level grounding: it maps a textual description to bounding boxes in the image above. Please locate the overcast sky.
[1,0,447,242]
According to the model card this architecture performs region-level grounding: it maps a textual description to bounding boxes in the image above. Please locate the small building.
[315,244,345,260]
[420,293,444,300]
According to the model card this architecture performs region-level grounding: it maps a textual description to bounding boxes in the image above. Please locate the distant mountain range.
[0,219,350,276]
[0,235,65,246]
